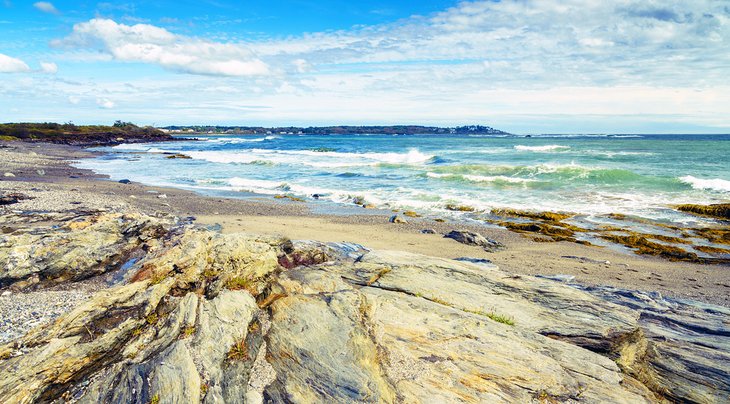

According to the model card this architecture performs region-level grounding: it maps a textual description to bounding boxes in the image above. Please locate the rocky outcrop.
[0,213,728,403]
[0,213,167,289]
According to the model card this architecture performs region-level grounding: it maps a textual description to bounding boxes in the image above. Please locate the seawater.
[75,134,730,225]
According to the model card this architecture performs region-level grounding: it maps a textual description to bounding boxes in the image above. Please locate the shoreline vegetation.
[0,140,729,402]
[0,121,175,146]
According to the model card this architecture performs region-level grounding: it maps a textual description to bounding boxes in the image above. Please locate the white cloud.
[54,19,269,77]
[0,53,30,73]
[292,59,311,73]
[246,0,730,89]
[96,98,115,109]
[33,1,59,15]
[15,1,730,131]
[40,62,57,74]
[68,96,81,104]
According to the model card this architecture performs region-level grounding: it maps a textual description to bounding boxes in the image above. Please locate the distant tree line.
[0,122,170,146]
[162,124,511,135]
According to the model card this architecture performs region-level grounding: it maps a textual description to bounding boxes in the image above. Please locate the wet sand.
[2,141,728,306]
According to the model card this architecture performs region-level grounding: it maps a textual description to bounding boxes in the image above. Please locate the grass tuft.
[145,313,158,325]
[224,275,255,291]
[464,308,515,326]
[226,340,249,361]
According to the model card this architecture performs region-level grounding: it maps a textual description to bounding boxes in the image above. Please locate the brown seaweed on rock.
[676,203,730,221]
[491,208,572,222]
[600,234,701,262]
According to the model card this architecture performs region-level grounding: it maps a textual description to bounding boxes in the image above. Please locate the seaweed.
[695,245,730,255]
[694,228,730,245]
[600,234,699,262]
[676,204,730,220]
[492,208,572,222]
[445,204,475,212]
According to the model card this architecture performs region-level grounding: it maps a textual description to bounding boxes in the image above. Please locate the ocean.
[75,133,730,227]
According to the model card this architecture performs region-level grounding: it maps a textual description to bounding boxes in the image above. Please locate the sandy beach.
[2,141,728,306]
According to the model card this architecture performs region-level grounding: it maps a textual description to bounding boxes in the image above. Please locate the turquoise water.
[75,134,730,225]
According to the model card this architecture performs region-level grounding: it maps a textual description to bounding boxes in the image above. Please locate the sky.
[0,1,729,134]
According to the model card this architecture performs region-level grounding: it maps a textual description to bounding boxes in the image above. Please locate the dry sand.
[2,141,728,306]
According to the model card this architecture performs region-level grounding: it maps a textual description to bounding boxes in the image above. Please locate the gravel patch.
[0,289,91,344]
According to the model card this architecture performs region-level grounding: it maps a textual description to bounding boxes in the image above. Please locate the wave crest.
[679,176,730,193]
[514,145,570,152]
[184,148,436,168]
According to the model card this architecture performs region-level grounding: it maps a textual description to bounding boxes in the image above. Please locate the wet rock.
[420,228,437,234]
[165,153,192,159]
[676,203,730,220]
[0,193,30,206]
[444,230,504,251]
[118,179,131,184]
[389,215,407,224]
[536,274,576,283]
[445,204,475,212]
[0,213,167,289]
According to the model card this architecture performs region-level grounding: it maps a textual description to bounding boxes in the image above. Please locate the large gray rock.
[0,213,167,288]
[0,215,727,403]
[444,229,505,251]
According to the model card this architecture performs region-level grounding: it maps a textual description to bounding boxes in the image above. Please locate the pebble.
[157,194,168,199]
[0,289,92,344]
[3,172,15,177]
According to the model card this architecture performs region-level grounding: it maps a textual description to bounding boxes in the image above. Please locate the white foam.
[582,150,655,158]
[227,177,288,194]
[427,172,535,184]
[184,148,434,168]
[514,145,570,152]
[679,176,730,193]
[112,143,157,151]
[462,174,536,184]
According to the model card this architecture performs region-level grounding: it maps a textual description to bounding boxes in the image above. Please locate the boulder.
[0,213,167,289]
[165,153,192,159]
[444,229,504,251]
[0,193,30,206]
[389,215,407,224]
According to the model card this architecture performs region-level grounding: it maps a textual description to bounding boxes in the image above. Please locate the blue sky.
[1,0,729,133]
